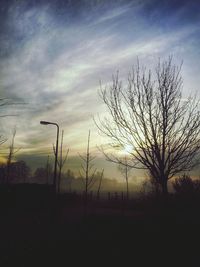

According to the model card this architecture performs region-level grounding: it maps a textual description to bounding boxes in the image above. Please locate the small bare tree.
[118,157,131,199]
[97,169,104,199]
[53,130,69,193]
[96,57,200,195]
[6,128,20,184]
[0,98,26,183]
[79,130,97,203]
[45,155,53,185]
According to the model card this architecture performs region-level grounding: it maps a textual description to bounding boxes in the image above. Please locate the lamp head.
[40,120,50,125]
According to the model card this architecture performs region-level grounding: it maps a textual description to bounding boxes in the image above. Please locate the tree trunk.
[161,180,168,196]
[126,178,129,200]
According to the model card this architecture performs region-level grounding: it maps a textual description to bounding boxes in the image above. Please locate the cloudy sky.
[0,0,200,178]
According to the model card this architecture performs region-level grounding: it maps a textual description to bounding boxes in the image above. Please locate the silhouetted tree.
[118,157,131,199]
[45,155,53,184]
[34,167,47,184]
[96,57,200,195]
[17,161,30,183]
[97,169,104,199]
[0,135,6,147]
[79,130,97,203]
[53,130,69,193]
[65,169,75,192]
[141,174,161,196]
[6,160,30,183]
[0,164,6,184]
[0,97,26,152]
[6,128,20,184]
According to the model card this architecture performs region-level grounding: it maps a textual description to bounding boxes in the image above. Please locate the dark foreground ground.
[0,184,200,266]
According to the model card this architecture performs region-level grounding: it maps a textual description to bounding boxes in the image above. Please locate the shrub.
[172,174,195,195]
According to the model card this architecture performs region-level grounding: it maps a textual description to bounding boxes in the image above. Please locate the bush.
[172,174,196,195]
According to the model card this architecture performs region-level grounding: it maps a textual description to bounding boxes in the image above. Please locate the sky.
[0,0,200,180]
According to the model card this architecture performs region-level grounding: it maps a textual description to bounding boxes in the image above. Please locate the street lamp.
[40,120,59,192]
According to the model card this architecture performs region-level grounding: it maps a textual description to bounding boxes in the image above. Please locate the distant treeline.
[0,160,140,193]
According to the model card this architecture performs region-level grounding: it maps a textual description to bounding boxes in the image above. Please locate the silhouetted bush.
[172,174,200,196]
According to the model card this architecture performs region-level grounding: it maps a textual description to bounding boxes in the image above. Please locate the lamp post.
[40,121,59,192]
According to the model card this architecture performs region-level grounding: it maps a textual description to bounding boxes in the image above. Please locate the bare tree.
[65,169,74,192]
[95,57,200,195]
[0,135,7,180]
[79,130,97,203]
[97,169,104,199]
[118,157,131,199]
[6,128,20,184]
[53,130,69,193]
[0,98,26,183]
[0,136,6,146]
[0,98,19,164]
[45,155,53,184]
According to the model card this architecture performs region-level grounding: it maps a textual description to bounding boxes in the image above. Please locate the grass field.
[0,184,199,265]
